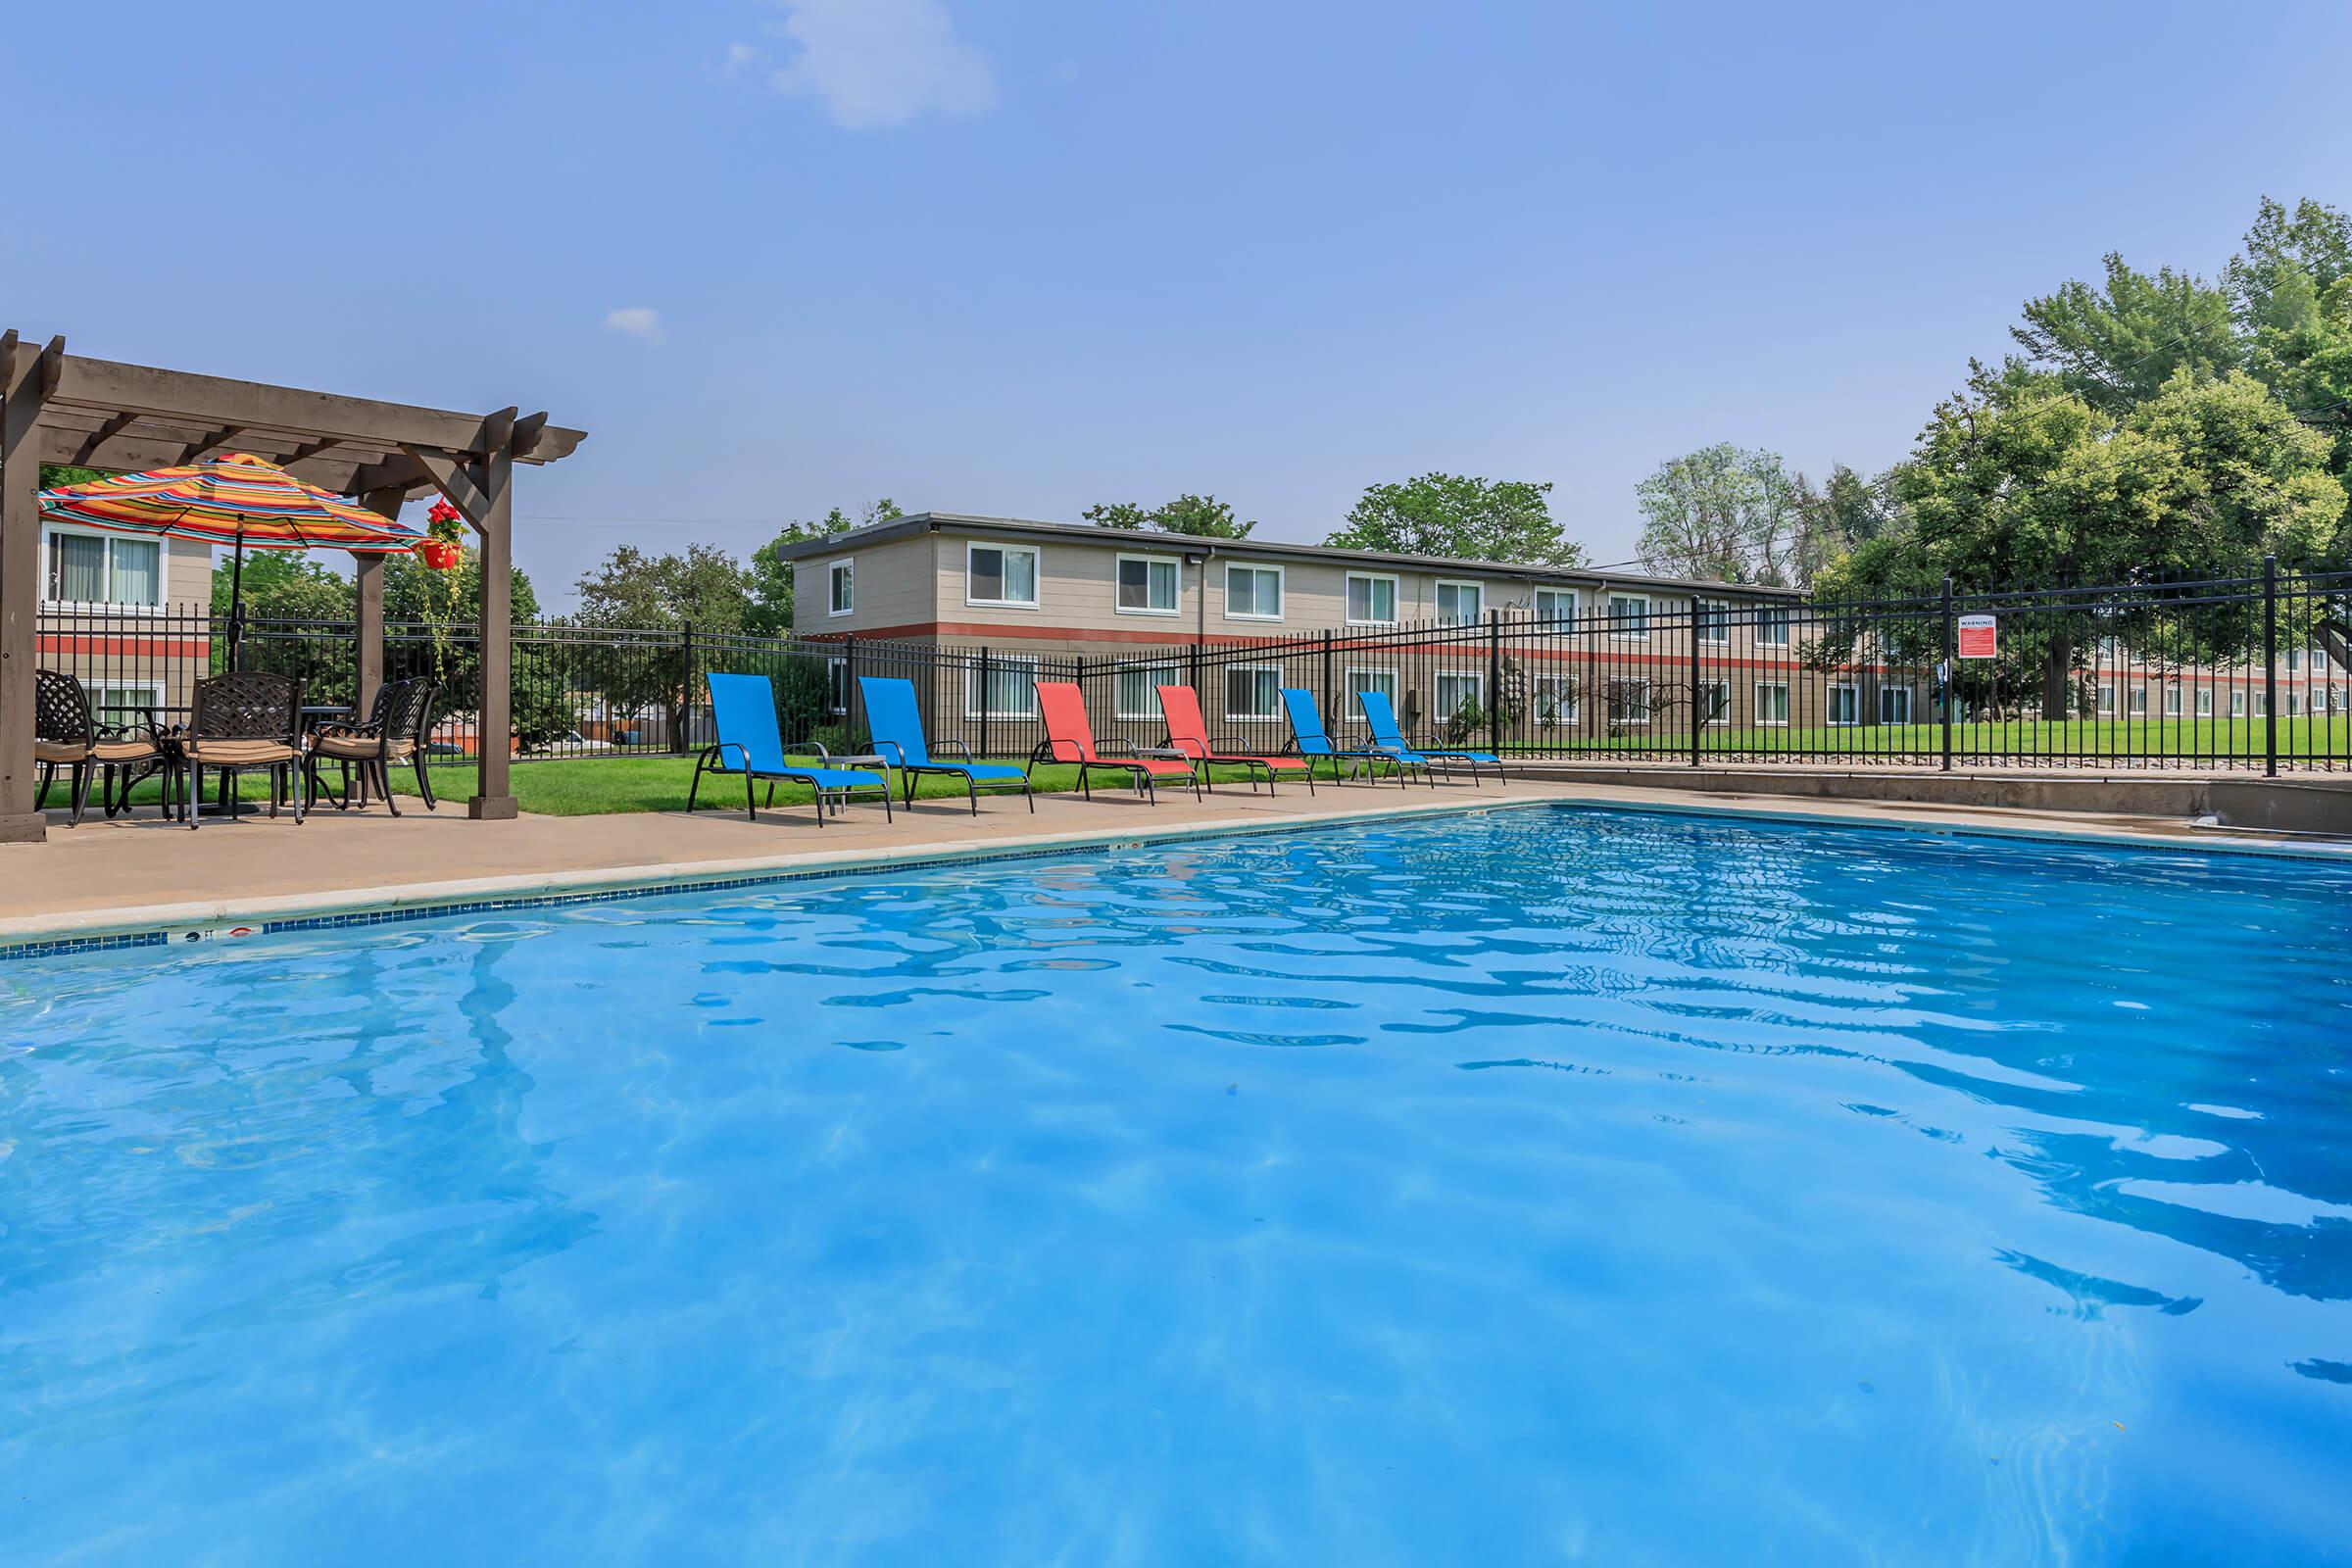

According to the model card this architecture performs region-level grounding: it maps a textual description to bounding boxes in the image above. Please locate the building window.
[1694,598,1731,644]
[1608,677,1651,725]
[1347,667,1399,713]
[1754,681,1790,726]
[825,658,849,714]
[1224,564,1283,620]
[2287,689,2303,717]
[1115,554,1180,615]
[2230,689,2247,718]
[1436,580,1484,626]
[964,654,1040,719]
[1700,680,1732,725]
[2163,685,2182,719]
[966,543,1040,608]
[2287,647,2305,673]
[1114,660,1182,720]
[1608,593,1650,640]
[1879,686,1912,726]
[1756,606,1792,647]
[88,680,165,729]
[1534,588,1579,624]
[1827,682,1861,726]
[43,524,162,608]
[2253,689,2268,717]
[1534,673,1580,725]
[826,559,855,616]
[2097,683,2116,716]
[1346,572,1398,626]
[1434,671,1484,721]
[2195,689,2214,718]
[2130,686,2147,717]
[1224,663,1281,721]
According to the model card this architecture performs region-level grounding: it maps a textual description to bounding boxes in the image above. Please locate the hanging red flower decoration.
[417,498,466,569]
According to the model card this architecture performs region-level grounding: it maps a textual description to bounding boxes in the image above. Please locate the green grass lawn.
[1508,715,2352,760]
[97,755,1323,818]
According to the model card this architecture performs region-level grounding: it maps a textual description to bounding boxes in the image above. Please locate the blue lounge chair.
[1278,687,1428,788]
[689,672,894,827]
[1358,689,1505,784]
[859,675,1034,814]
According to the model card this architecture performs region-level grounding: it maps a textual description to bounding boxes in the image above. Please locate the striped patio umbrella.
[39,451,426,661]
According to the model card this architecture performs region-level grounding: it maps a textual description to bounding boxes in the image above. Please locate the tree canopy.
[1324,474,1587,565]
[573,543,756,631]
[1082,494,1256,538]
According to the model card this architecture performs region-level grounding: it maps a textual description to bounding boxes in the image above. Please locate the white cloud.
[604,308,663,343]
[767,0,997,130]
[724,41,759,74]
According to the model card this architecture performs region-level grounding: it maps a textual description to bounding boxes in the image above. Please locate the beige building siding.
[792,533,941,638]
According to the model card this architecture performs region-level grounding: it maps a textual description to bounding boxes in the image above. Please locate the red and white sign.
[1956,613,1997,660]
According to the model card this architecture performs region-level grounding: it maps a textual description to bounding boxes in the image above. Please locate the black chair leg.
[380,758,402,817]
[416,755,438,810]
[69,761,93,826]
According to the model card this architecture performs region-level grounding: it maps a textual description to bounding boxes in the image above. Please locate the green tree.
[1082,493,1256,538]
[2010,253,2240,415]
[1325,474,1586,566]
[2227,196,2351,333]
[747,499,901,634]
[383,553,541,623]
[211,553,353,621]
[573,543,755,631]
[1634,445,1821,585]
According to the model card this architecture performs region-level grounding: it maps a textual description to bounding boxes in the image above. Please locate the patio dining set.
[32,667,440,829]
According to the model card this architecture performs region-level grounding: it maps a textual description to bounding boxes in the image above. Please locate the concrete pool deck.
[3,776,2345,950]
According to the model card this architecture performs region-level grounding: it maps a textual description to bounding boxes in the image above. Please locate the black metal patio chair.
[306,677,440,815]
[33,668,175,825]
[183,671,304,829]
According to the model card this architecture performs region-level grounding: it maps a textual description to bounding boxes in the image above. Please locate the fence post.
[843,633,858,747]
[1939,575,1955,773]
[1688,601,1701,769]
[1321,630,1335,730]
[1487,610,1503,757]
[675,618,694,754]
[978,648,992,761]
[2263,554,2278,777]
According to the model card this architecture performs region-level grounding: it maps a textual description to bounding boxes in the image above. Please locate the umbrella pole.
[228,530,247,672]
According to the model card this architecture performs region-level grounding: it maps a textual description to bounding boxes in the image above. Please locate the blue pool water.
[3,806,2349,1565]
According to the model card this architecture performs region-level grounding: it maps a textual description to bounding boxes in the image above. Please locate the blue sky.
[6,1,2348,608]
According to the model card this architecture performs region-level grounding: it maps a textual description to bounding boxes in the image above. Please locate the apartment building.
[774,513,1905,737]
[35,514,215,724]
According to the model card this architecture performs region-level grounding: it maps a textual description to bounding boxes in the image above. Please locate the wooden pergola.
[0,330,585,843]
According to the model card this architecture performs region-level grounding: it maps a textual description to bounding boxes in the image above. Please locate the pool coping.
[4,789,2346,962]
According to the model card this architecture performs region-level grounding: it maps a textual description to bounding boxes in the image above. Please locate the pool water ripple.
[2,806,2349,1565]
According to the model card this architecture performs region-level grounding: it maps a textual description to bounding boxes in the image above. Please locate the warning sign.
[1956,613,1997,660]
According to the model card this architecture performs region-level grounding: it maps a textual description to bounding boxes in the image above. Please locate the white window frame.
[1533,672,1581,726]
[1222,662,1283,722]
[965,541,1041,610]
[963,653,1041,719]
[1346,666,1400,715]
[1700,679,1732,726]
[1754,681,1790,727]
[86,677,167,728]
[2194,689,2214,718]
[2287,689,2303,717]
[1222,563,1285,623]
[1607,592,1650,641]
[1345,571,1399,627]
[1826,681,1861,727]
[2230,689,2247,718]
[1534,588,1580,625]
[1433,670,1486,720]
[1435,579,1485,627]
[2163,685,2182,719]
[825,558,855,617]
[2097,683,2116,716]
[1113,552,1182,617]
[2253,689,2268,717]
[1876,687,1912,726]
[1756,606,1792,648]
[2130,686,2148,717]
[825,657,849,715]
[1113,660,1183,720]
[1609,676,1652,726]
[40,521,167,612]
[1693,597,1732,645]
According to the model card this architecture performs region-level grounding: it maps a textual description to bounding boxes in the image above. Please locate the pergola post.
[404,410,517,819]
[355,486,404,717]
[0,332,60,845]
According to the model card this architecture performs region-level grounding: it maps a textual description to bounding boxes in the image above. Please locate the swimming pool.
[4,805,2348,1564]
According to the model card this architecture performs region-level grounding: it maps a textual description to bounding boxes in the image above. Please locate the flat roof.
[773,512,1802,598]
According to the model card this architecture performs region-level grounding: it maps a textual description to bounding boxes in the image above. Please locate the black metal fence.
[31,563,2352,773]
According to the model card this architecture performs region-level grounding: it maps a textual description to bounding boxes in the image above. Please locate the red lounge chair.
[1029,681,1200,803]
[1154,684,1314,795]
